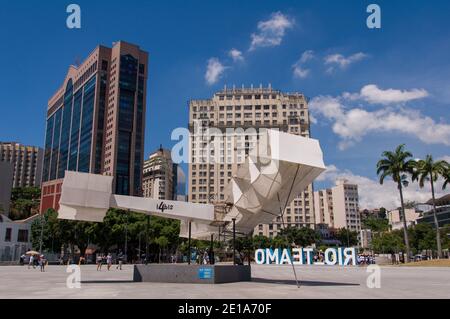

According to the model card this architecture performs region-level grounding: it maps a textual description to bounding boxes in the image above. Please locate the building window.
[5,228,12,242]
[17,229,29,242]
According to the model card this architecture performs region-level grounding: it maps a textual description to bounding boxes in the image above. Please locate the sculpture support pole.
[188,221,192,265]
[278,164,301,288]
[232,218,236,265]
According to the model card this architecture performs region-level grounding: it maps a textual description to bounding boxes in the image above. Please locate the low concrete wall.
[133,264,251,284]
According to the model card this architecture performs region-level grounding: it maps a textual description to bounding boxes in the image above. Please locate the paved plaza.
[0,264,449,299]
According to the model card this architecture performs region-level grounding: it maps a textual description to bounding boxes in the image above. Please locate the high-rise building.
[188,86,315,237]
[0,142,43,188]
[314,180,361,232]
[142,147,177,200]
[40,41,148,213]
[0,161,13,214]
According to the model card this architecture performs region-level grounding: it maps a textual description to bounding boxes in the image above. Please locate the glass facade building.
[40,42,148,213]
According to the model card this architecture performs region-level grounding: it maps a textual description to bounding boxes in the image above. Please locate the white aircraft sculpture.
[57,129,326,240]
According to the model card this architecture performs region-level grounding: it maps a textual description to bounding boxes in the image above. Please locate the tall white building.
[142,147,177,200]
[0,142,43,188]
[188,86,315,237]
[314,180,361,232]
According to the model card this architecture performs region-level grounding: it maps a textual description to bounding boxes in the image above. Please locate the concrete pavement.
[0,264,448,299]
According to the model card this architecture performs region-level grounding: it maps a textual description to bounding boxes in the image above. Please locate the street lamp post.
[39,212,45,254]
[125,210,129,261]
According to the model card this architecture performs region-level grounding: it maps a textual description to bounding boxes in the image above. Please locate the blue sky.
[0,1,449,208]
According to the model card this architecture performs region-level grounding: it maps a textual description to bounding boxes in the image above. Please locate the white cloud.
[292,50,314,79]
[359,84,429,104]
[317,165,446,210]
[300,50,314,63]
[293,66,310,79]
[324,52,367,72]
[309,91,450,150]
[249,12,294,51]
[205,58,227,85]
[229,48,244,62]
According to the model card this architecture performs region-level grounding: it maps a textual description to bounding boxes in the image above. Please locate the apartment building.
[188,86,315,237]
[0,142,43,188]
[314,179,361,232]
[142,147,177,200]
[40,41,148,213]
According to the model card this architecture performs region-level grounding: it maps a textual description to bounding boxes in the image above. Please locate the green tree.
[408,223,436,254]
[442,167,450,190]
[335,228,359,246]
[278,226,319,247]
[252,235,272,249]
[9,187,41,220]
[377,144,415,261]
[371,230,405,254]
[362,217,389,232]
[412,155,449,257]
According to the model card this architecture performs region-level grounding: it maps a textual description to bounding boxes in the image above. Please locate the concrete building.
[0,142,43,188]
[188,86,315,237]
[314,180,361,232]
[387,208,419,230]
[142,147,177,200]
[359,229,372,249]
[0,161,13,214]
[40,41,148,213]
[416,194,450,229]
[0,214,38,262]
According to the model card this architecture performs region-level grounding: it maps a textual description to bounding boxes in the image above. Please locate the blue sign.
[198,267,214,279]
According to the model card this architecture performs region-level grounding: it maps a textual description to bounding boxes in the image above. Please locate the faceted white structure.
[58,130,325,240]
[181,129,326,238]
[58,171,215,224]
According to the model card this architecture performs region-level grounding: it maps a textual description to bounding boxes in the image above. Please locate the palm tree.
[377,144,416,262]
[442,166,450,190]
[412,155,448,258]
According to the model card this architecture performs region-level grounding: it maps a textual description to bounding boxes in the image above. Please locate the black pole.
[232,218,236,266]
[188,221,192,265]
[145,215,150,265]
[210,233,214,265]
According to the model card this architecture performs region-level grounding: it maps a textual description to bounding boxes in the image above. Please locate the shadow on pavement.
[251,278,360,286]
[81,280,135,284]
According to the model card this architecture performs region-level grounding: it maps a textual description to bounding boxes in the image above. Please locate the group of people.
[96,251,125,271]
[357,254,376,265]
[21,254,47,272]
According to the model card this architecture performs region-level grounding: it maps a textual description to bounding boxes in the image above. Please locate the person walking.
[96,254,103,271]
[28,255,35,269]
[39,255,46,272]
[116,251,124,270]
[106,253,113,271]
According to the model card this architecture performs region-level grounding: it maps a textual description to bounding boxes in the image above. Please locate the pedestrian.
[28,254,35,269]
[39,255,46,272]
[106,253,113,271]
[96,254,103,271]
[116,251,124,270]
[20,254,25,265]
